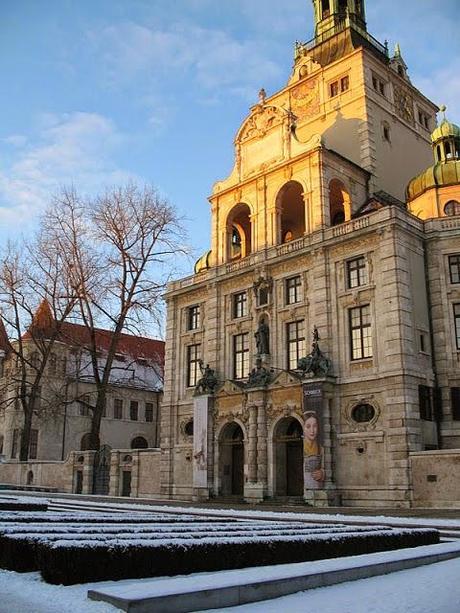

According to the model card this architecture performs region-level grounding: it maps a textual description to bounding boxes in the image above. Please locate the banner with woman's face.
[302,383,325,490]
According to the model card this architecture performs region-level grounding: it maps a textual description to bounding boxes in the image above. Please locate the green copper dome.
[407,160,460,201]
[431,119,460,143]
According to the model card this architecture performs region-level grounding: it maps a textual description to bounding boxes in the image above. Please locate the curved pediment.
[235,104,288,144]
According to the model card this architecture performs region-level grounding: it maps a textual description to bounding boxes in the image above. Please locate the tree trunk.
[19,404,33,461]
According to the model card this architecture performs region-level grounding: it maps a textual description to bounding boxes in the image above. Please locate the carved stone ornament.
[297,326,332,377]
[253,275,273,306]
[238,106,285,143]
[394,86,414,125]
[290,78,320,120]
[343,398,381,432]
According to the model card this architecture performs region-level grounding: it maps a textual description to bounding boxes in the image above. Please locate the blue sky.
[0,0,459,270]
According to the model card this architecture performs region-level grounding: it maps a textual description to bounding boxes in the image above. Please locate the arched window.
[131,436,148,449]
[184,420,194,437]
[444,201,460,217]
[276,181,305,244]
[80,433,92,451]
[227,204,252,261]
[30,351,40,369]
[329,179,351,226]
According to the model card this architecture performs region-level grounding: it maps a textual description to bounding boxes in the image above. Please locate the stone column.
[247,406,258,483]
[193,394,213,501]
[82,451,96,495]
[109,450,120,497]
[257,404,267,485]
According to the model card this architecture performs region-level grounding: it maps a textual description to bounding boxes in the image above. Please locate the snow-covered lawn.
[0,557,459,613]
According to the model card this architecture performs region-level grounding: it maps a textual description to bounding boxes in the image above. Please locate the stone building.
[161,0,460,508]
[0,301,164,462]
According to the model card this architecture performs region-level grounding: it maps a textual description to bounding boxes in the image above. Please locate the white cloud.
[2,134,27,147]
[89,21,282,100]
[0,112,136,228]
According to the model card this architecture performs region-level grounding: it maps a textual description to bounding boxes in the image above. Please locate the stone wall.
[0,454,75,491]
[410,450,460,508]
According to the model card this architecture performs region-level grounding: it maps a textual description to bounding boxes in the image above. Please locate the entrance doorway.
[219,422,244,496]
[274,417,303,496]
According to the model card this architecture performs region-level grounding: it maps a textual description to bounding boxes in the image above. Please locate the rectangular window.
[285,276,302,305]
[187,344,201,387]
[233,291,248,318]
[449,255,460,284]
[145,402,154,422]
[29,429,38,460]
[419,385,433,421]
[11,429,19,459]
[187,305,200,331]
[454,304,460,350]
[340,75,349,92]
[451,388,460,421]
[347,256,368,288]
[349,305,372,360]
[286,321,306,370]
[130,400,138,421]
[114,398,123,420]
[372,74,386,97]
[233,333,249,379]
[418,110,430,130]
[329,81,339,98]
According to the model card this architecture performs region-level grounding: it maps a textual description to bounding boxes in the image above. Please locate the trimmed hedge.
[0,512,235,524]
[37,528,439,585]
[0,502,48,512]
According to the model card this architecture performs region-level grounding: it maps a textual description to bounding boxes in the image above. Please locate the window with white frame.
[349,305,372,360]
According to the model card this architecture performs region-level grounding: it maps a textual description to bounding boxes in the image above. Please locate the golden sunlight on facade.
[161,0,460,508]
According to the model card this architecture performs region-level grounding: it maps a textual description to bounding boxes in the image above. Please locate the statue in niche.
[255,318,270,355]
[195,360,218,395]
[297,326,332,377]
[246,357,272,389]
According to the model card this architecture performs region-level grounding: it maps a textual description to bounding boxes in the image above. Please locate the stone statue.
[297,326,332,377]
[195,361,218,395]
[246,358,272,389]
[258,88,267,105]
[255,319,270,355]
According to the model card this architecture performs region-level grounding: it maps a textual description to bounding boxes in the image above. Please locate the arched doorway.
[219,422,244,496]
[329,179,351,226]
[273,417,303,497]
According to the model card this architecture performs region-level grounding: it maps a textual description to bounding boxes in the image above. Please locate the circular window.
[351,403,376,424]
[444,201,460,217]
[184,420,194,437]
[123,454,133,463]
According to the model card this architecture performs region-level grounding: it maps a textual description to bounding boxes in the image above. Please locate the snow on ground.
[1,556,460,613]
[207,557,460,613]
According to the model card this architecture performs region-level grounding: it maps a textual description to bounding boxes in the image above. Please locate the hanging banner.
[193,395,209,489]
[302,383,325,490]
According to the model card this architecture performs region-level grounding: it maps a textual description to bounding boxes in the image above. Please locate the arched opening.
[273,417,304,497]
[219,422,244,496]
[131,436,148,449]
[227,204,252,261]
[26,470,34,485]
[80,433,92,451]
[329,179,351,226]
[444,201,460,217]
[277,181,305,244]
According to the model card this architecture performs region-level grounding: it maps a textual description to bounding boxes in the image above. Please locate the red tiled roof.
[22,300,164,369]
[59,321,165,366]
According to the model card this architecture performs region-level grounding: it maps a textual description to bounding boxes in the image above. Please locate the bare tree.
[0,233,78,460]
[44,184,186,450]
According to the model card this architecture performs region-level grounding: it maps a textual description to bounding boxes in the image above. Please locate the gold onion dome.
[407,106,460,201]
[194,250,211,274]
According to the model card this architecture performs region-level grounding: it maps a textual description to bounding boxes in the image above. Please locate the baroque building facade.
[161,0,460,507]
[0,301,164,464]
